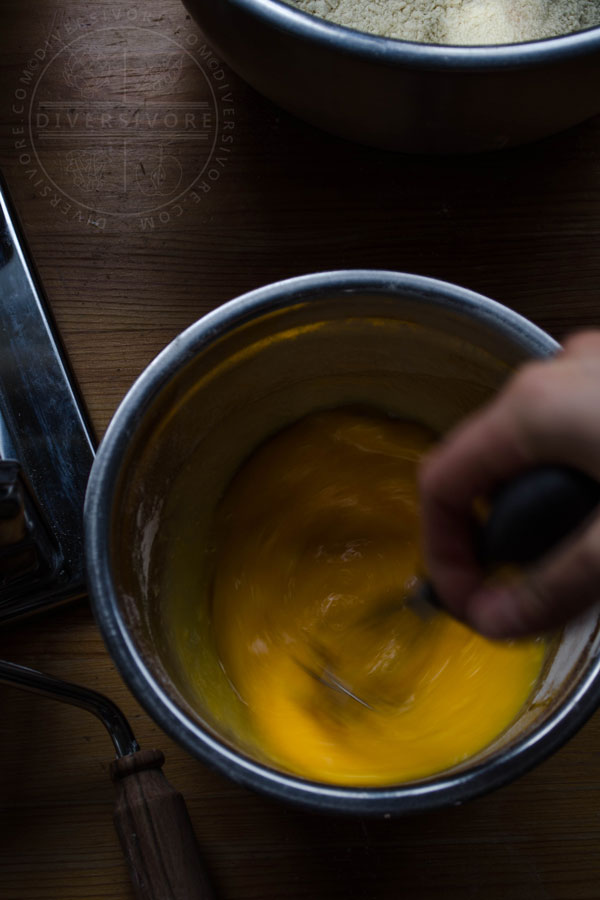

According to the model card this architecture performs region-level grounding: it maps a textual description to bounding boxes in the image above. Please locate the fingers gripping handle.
[111,749,215,900]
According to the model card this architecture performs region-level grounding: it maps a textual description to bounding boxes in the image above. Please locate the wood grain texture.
[1,0,600,897]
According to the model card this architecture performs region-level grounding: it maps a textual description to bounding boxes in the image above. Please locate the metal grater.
[0,174,95,623]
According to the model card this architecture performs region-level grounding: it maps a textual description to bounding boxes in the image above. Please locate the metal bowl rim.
[211,0,600,69]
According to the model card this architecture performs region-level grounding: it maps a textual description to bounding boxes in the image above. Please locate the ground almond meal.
[287,0,600,45]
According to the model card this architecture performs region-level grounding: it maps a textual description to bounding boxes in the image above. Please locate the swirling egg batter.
[184,409,545,785]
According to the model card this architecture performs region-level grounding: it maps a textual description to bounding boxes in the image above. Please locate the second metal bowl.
[184,0,600,152]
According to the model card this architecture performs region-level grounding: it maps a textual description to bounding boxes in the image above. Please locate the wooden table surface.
[1,1,600,898]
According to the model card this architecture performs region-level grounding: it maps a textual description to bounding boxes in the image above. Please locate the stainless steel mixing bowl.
[183,0,600,152]
[85,271,600,814]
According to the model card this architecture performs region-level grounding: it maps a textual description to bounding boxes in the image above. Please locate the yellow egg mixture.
[175,409,545,786]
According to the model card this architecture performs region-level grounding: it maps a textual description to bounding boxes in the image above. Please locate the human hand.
[419,331,600,638]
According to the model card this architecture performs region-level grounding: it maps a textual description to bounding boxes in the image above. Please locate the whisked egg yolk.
[204,409,545,785]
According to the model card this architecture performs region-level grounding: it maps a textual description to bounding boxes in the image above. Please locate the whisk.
[298,465,600,709]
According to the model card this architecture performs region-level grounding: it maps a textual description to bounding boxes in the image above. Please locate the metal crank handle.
[0,658,215,900]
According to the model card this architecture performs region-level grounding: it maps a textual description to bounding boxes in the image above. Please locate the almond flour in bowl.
[182,0,600,150]
[287,0,600,44]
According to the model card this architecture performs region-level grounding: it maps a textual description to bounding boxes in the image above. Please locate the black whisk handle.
[481,465,600,566]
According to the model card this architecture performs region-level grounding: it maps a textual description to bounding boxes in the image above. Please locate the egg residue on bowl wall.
[169,408,545,786]
[287,0,600,45]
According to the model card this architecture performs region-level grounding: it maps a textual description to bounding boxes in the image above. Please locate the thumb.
[465,514,600,638]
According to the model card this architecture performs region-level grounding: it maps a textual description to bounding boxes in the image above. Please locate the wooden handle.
[110,749,216,900]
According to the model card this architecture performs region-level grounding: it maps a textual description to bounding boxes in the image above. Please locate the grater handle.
[111,749,216,900]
